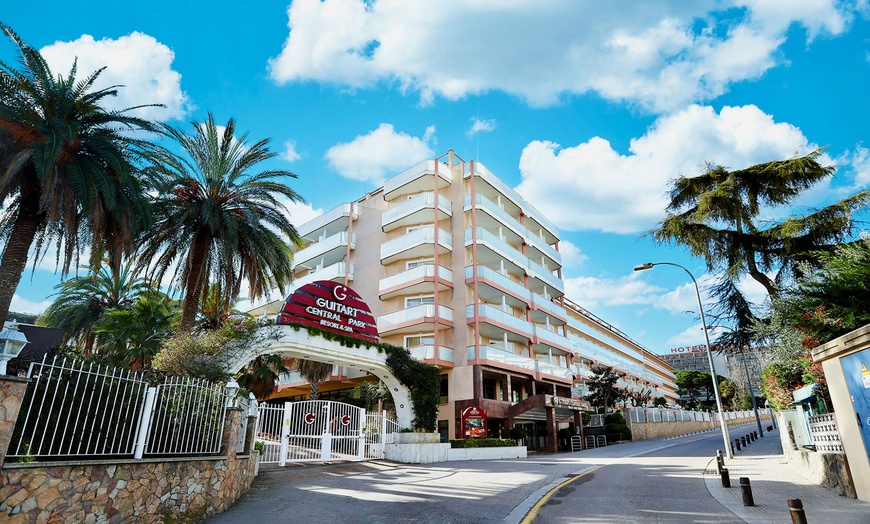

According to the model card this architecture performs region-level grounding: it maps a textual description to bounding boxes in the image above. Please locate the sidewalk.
[704,425,870,523]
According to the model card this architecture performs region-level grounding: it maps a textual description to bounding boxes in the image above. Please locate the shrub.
[510,426,529,440]
[449,438,518,448]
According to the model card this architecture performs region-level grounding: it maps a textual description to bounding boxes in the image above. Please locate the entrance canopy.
[227,325,414,428]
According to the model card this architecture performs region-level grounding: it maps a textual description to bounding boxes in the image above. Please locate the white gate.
[257,400,399,465]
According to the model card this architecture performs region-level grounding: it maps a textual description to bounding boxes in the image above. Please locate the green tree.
[675,370,727,409]
[652,397,668,408]
[41,262,150,354]
[94,290,177,370]
[650,149,870,346]
[295,359,334,400]
[141,114,304,332]
[237,354,290,401]
[718,378,738,410]
[583,365,626,414]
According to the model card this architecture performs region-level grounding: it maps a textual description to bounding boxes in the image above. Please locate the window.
[405,333,435,347]
[406,258,434,269]
[405,295,434,307]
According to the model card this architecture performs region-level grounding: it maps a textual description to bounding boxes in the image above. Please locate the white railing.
[9,357,150,460]
[382,191,452,231]
[468,346,537,373]
[468,265,531,302]
[470,303,534,337]
[379,264,453,295]
[384,160,452,199]
[294,231,355,268]
[408,345,455,362]
[7,356,236,462]
[378,304,454,332]
[380,226,452,262]
[297,202,356,240]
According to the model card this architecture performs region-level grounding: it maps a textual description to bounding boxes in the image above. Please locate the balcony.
[382,191,452,233]
[526,258,564,296]
[468,303,534,342]
[533,325,572,352]
[573,363,593,379]
[467,346,573,380]
[465,228,526,278]
[297,203,357,242]
[464,194,526,242]
[465,162,559,241]
[525,234,562,270]
[380,226,452,264]
[378,304,454,335]
[293,231,355,270]
[291,262,354,292]
[379,265,453,299]
[408,345,454,366]
[530,292,567,322]
[465,265,531,304]
[384,160,453,201]
[468,346,537,374]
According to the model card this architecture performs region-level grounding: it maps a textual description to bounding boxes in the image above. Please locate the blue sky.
[3,1,870,356]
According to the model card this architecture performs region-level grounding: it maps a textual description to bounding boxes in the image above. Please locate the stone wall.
[0,377,259,522]
[627,412,772,441]
[778,412,857,498]
[0,377,28,467]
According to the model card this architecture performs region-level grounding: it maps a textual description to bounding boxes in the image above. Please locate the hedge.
[449,438,519,448]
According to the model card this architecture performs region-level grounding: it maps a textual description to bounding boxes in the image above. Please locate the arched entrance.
[226,325,414,428]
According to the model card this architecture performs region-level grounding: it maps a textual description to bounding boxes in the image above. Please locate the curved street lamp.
[634,262,733,459]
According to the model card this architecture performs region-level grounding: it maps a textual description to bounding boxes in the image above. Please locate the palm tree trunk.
[0,188,43,325]
[179,234,210,332]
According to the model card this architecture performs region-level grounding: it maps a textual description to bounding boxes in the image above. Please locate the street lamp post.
[634,262,733,459]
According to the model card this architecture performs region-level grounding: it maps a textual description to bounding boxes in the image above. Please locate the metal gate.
[256,400,398,465]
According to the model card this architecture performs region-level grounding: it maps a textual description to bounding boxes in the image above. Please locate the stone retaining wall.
[628,413,772,441]
[0,377,258,523]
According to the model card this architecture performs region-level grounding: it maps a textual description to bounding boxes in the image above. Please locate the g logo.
[333,285,348,301]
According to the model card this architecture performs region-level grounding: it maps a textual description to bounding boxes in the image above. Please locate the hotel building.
[250,150,677,451]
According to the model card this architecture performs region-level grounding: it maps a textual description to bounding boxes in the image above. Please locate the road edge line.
[518,465,604,524]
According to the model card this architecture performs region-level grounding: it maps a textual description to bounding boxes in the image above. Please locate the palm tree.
[296,359,334,400]
[237,354,290,401]
[0,23,160,325]
[94,290,177,370]
[140,114,304,332]
[40,262,150,354]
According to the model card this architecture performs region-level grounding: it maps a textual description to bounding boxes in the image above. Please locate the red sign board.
[460,406,488,439]
[277,281,379,343]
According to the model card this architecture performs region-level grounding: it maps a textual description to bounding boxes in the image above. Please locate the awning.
[791,384,817,404]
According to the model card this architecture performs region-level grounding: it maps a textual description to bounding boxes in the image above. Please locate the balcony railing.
[293,231,355,270]
[466,265,531,303]
[378,304,454,333]
[384,160,453,200]
[382,191,452,232]
[536,360,574,379]
[527,259,564,294]
[533,325,572,351]
[466,228,527,271]
[380,226,452,264]
[464,194,526,240]
[408,345,454,363]
[524,233,562,269]
[297,203,357,241]
[469,303,534,338]
[379,265,453,297]
[531,292,566,320]
[292,262,353,291]
[468,346,537,373]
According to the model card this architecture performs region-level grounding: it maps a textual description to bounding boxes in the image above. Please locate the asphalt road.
[529,434,736,523]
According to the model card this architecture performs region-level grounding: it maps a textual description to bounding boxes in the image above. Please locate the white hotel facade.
[252,150,677,451]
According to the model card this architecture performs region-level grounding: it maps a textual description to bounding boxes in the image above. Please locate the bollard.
[739,477,754,506]
[721,468,731,488]
[741,436,747,447]
[730,443,735,456]
[753,431,758,440]
[788,498,808,524]
[735,438,741,451]
[716,449,724,473]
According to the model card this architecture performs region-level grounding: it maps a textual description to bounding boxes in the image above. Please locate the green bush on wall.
[449,438,519,448]
[282,322,441,431]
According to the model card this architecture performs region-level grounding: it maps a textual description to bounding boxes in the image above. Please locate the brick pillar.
[245,414,258,454]
[220,407,243,459]
[0,376,30,467]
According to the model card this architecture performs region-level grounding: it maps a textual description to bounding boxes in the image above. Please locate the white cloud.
[325,123,435,184]
[10,294,52,315]
[514,104,815,234]
[557,240,588,274]
[40,32,190,121]
[282,199,324,229]
[837,145,870,187]
[466,118,496,138]
[564,273,664,309]
[268,0,855,112]
[282,140,302,162]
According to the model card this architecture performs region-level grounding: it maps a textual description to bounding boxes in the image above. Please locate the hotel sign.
[277,281,379,343]
[545,395,589,411]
